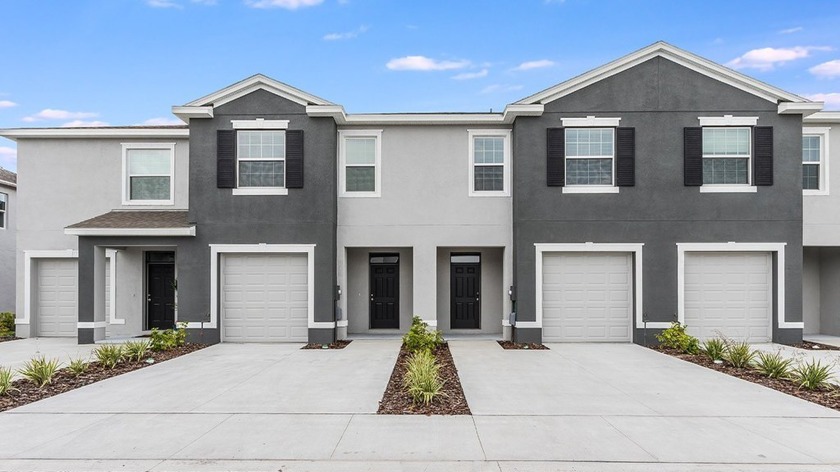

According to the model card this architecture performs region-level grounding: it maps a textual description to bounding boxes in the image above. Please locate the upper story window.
[553,116,625,194]
[566,128,614,186]
[339,130,381,197]
[122,143,175,205]
[702,127,751,185]
[803,127,830,195]
[224,119,295,196]
[238,130,285,188]
[468,129,511,197]
[0,192,6,229]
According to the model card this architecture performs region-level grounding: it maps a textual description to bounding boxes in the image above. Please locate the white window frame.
[232,119,290,196]
[468,129,511,197]
[803,127,831,196]
[0,191,6,230]
[562,124,619,194]
[338,129,382,198]
[698,115,758,193]
[121,143,176,206]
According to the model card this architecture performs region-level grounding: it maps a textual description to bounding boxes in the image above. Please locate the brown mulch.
[0,336,19,343]
[0,343,206,412]
[788,341,840,351]
[378,342,471,415]
[302,340,353,350]
[497,340,550,350]
[653,346,840,412]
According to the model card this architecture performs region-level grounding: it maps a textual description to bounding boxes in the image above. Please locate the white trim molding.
[121,142,176,206]
[0,127,188,140]
[561,116,621,128]
[231,119,289,130]
[699,185,757,194]
[803,127,831,196]
[203,244,321,333]
[778,102,823,116]
[21,250,79,326]
[231,188,289,196]
[532,243,646,330]
[468,129,512,197]
[78,321,107,329]
[307,104,544,126]
[338,129,383,198]
[698,115,759,127]
[106,249,123,325]
[562,186,620,194]
[65,227,196,237]
[675,242,800,331]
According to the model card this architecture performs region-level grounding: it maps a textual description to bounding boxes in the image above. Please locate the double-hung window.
[802,127,830,195]
[238,130,285,188]
[122,143,175,205]
[565,128,614,186]
[692,116,761,193]
[339,130,381,197]
[468,129,511,196]
[702,127,750,185]
[0,192,6,229]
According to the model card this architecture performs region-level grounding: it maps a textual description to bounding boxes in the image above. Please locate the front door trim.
[146,251,176,330]
[450,253,481,329]
[369,253,400,329]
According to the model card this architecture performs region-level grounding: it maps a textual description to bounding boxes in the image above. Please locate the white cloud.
[806,93,840,109]
[512,59,556,71]
[480,84,523,94]
[452,69,488,80]
[323,25,368,41]
[726,46,831,71]
[0,146,15,171]
[23,109,99,122]
[779,26,803,34]
[810,60,840,78]
[61,120,110,127]
[386,56,469,71]
[139,117,184,126]
[0,100,17,109]
[245,0,323,9]
[147,0,183,8]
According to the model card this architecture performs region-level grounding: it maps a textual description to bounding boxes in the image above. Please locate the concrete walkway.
[0,338,101,376]
[0,340,839,471]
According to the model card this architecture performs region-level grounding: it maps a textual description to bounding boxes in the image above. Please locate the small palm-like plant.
[403,350,445,405]
[18,356,60,388]
[791,360,834,391]
[95,344,125,369]
[0,366,16,396]
[701,338,726,362]
[753,351,793,379]
[724,341,756,368]
[123,340,151,362]
[67,357,89,377]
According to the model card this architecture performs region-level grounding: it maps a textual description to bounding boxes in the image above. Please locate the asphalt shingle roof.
[66,210,192,229]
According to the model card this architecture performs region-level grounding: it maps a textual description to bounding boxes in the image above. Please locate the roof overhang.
[171,106,214,123]
[64,227,196,237]
[305,103,544,126]
[0,127,189,141]
[0,180,15,189]
[778,102,824,116]
[515,41,813,111]
[803,111,840,123]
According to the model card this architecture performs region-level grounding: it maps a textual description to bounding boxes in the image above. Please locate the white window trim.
[700,124,753,192]
[231,119,289,130]
[338,129,382,198]
[698,115,758,127]
[530,243,646,329]
[699,186,757,193]
[803,127,831,196]
[235,129,287,194]
[563,126,617,191]
[468,129,512,197]
[0,191,6,230]
[121,143,176,206]
[232,188,289,196]
[561,116,621,127]
[197,244,328,332]
[676,242,799,330]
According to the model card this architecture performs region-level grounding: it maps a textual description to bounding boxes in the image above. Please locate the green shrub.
[402,316,443,354]
[124,340,151,362]
[656,322,700,354]
[18,356,60,388]
[791,360,834,391]
[753,351,793,379]
[95,344,125,369]
[403,350,445,405]
[150,322,188,351]
[701,338,726,361]
[0,312,15,337]
[67,357,89,377]
[724,341,756,368]
[0,366,16,396]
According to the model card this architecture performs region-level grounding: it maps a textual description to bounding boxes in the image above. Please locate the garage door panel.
[37,259,78,337]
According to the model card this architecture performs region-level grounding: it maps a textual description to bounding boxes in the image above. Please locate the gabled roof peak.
[184,73,335,108]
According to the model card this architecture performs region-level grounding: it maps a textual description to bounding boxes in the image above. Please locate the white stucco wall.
[0,183,15,313]
[803,121,840,245]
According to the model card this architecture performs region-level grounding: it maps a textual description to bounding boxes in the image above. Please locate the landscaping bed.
[378,342,471,415]
[0,336,19,343]
[789,341,840,351]
[0,343,205,412]
[497,340,549,350]
[302,340,352,350]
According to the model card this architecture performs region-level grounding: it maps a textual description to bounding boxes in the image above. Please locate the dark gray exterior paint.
[512,57,804,344]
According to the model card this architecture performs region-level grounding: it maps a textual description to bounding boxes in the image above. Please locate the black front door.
[147,252,176,330]
[370,254,399,329]
[451,254,481,329]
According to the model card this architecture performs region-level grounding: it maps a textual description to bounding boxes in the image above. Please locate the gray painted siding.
[512,57,804,344]
[0,184,15,313]
[180,89,337,344]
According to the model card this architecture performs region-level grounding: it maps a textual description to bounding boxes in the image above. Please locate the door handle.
[147,294,152,303]
[476,292,480,301]
[370,294,374,301]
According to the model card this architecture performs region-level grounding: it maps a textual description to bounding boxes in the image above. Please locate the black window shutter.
[285,130,304,189]
[547,127,565,186]
[684,127,703,186]
[616,127,635,187]
[217,130,236,189]
[754,126,773,186]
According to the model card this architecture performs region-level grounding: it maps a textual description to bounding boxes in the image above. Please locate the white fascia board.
[778,102,823,116]
[185,74,334,108]
[306,105,347,124]
[308,104,542,125]
[698,115,758,126]
[0,180,16,189]
[64,227,196,237]
[502,104,544,122]
[0,128,189,140]
[804,111,840,123]
[231,119,289,130]
[171,106,214,122]
[561,116,621,127]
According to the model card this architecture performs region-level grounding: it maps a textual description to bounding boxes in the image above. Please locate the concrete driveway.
[1,340,839,471]
[0,338,100,376]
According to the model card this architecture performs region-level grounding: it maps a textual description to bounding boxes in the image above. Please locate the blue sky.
[2,0,840,171]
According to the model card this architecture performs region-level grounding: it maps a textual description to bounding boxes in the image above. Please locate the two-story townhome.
[0,167,15,313]
[802,111,840,338]
[0,41,824,345]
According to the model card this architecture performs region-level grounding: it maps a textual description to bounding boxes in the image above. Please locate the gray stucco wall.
[346,247,414,335]
[0,183,15,313]
[181,89,337,344]
[512,57,804,344]
[436,247,503,334]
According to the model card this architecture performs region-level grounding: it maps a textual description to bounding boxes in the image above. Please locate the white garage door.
[221,253,309,342]
[37,259,78,337]
[542,252,633,342]
[684,252,772,342]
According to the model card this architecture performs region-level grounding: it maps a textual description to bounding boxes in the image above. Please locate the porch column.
[78,241,107,343]
[413,244,437,327]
